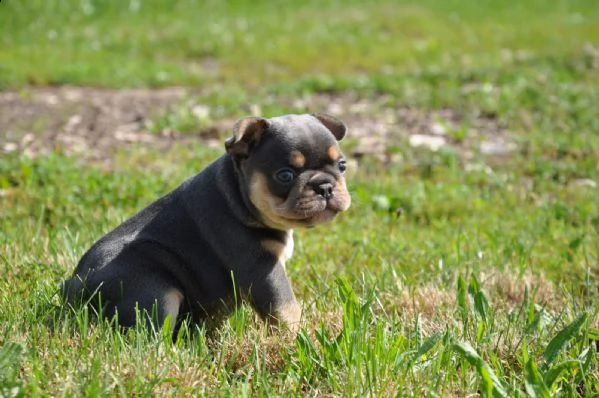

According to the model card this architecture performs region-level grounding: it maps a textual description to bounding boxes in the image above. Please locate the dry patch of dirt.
[1,87,192,160]
[0,87,513,162]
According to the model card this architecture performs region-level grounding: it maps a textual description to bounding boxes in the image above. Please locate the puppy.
[62,113,351,334]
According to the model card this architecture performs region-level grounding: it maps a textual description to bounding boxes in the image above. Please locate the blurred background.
[1,0,598,87]
[1,0,598,160]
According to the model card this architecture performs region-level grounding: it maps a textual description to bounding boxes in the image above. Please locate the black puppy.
[63,113,351,333]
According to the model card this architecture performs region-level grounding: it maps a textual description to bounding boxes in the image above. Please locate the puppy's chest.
[261,230,294,267]
[283,231,294,265]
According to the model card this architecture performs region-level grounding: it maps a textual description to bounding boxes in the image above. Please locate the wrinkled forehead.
[263,115,341,163]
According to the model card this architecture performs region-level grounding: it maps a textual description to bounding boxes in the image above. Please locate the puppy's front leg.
[248,262,302,333]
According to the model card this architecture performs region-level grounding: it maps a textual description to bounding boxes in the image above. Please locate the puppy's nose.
[316,182,334,199]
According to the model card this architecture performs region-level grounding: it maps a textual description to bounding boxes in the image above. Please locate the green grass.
[1,144,598,396]
[1,0,599,396]
[1,0,599,88]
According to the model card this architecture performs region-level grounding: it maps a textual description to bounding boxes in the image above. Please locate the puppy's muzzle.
[312,182,334,199]
[308,174,336,200]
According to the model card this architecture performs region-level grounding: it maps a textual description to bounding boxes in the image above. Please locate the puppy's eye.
[274,169,295,184]
[338,160,347,173]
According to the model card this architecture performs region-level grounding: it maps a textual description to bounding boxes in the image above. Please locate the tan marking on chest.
[261,232,294,266]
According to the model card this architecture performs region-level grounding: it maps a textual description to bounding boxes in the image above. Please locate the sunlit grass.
[1,140,598,395]
[1,0,599,395]
[1,0,598,88]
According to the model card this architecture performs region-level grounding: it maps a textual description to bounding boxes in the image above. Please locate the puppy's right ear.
[311,113,347,141]
[225,117,269,157]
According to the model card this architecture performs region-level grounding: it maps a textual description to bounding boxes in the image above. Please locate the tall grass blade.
[453,341,507,398]
[0,342,22,377]
[542,312,587,370]
[524,358,551,398]
[543,360,580,389]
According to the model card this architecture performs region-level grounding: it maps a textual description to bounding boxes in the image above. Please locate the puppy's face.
[225,114,351,230]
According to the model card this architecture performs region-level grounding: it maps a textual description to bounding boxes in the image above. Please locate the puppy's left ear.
[225,117,269,157]
[311,113,347,141]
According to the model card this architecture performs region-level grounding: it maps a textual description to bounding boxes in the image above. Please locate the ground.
[0,87,510,162]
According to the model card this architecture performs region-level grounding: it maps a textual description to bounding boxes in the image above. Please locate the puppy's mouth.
[281,204,335,225]
[249,173,351,230]
[280,195,350,227]
[293,208,339,228]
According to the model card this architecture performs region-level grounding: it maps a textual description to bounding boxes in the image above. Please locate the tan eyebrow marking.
[327,146,339,161]
[289,150,306,168]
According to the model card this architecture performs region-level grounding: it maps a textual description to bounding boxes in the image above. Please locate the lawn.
[1,0,598,396]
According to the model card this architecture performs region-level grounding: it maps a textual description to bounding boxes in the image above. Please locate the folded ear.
[311,113,347,141]
[225,117,269,157]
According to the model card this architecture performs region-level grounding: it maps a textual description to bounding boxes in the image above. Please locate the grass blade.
[542,312,588,369]
[414,332,443,361]
[453,341,507,398]
[524,358,551,398]
[543,360,580,389]
[0,342,23,396]
[474,291,489,323]
[0,342,23,377]
[457,275,468,313]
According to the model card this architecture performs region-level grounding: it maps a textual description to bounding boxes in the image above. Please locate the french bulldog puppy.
[62,113,351,334]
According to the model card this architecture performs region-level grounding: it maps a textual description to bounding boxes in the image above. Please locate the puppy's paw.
[272,302,302,334]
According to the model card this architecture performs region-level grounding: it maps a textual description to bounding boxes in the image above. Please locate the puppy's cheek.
[332,178,351,211]
[249,173,297,229]
[249,173,280,223]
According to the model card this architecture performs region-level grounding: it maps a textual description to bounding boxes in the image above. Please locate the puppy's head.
[225,113,351,230]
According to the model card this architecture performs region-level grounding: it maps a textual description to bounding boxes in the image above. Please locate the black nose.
[316,182,334,199]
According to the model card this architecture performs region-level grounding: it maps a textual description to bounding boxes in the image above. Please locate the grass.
[1,0,599,88]
[1,0,599,396]
[1,145,598,395]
